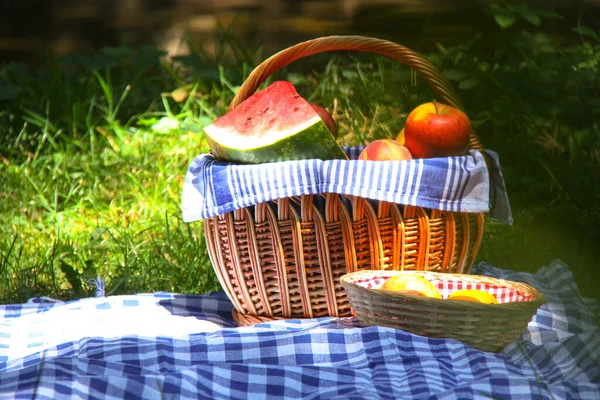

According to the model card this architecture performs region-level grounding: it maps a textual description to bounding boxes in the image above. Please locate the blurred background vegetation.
[0,0,599,307]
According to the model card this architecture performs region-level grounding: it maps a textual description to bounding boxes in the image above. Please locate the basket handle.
[229,35,483,151]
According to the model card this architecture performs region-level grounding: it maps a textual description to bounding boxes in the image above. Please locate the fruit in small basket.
[310,103,338,138]
[448,289,499,304]
[404,101,471,159]
[395,290,427,297]
[203,81,348,164]
[358,139,413,161]
[380,274,442,298]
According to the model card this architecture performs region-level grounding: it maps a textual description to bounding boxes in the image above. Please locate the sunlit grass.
[0,113,218,302]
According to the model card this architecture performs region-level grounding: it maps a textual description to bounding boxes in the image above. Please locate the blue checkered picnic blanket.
[1,260,598,399]
[181,147,513,225]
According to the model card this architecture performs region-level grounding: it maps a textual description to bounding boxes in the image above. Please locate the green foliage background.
[1,3,599,305]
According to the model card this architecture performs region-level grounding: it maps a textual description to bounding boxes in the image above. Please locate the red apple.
[311,103,338,138]
[358,139,413,161]
[404,101,471,158]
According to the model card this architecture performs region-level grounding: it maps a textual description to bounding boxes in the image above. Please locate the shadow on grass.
[477,206,600,306]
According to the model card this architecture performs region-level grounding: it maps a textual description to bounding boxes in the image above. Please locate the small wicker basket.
[203,35,488,326]
[341,270,546,352]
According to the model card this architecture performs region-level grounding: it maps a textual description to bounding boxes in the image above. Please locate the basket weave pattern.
[341,270,546,353]
[203,36,487,326]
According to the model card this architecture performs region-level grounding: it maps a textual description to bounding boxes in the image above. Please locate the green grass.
[1,16,599,307]
[0,46,232,302]
[0,111,220,302]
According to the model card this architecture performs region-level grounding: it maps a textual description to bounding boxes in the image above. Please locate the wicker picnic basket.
[341,270,547,352]
[203,35,488,326]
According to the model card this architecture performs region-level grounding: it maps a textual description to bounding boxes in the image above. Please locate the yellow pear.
[380,274,442,298]
[448,289,499,304]
[395,127,405,145]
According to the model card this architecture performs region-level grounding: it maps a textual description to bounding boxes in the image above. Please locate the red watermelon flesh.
[203,81,347,164]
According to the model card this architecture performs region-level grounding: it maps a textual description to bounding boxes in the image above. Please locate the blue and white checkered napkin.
[1,260,598,399]
[181,147,513,225]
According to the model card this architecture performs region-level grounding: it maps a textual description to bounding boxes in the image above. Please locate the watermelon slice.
[203,81,348,164]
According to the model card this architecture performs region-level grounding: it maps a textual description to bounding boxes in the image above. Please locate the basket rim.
[340,270,547,310]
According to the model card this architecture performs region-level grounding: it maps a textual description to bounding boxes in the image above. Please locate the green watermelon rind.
[207,121,347,164]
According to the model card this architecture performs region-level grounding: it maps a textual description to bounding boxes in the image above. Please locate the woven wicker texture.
[204,35,488,326]
[341,270,546,353]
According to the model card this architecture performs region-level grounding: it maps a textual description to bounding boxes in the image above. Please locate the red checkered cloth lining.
[352,275,534,303]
